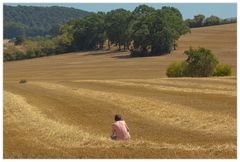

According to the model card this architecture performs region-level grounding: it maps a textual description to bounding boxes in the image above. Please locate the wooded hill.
[4,5,91,38]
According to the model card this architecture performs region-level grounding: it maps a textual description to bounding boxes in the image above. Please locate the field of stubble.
[3,24,237,158]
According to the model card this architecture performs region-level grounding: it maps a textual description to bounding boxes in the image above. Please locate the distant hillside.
[4,5,92,38]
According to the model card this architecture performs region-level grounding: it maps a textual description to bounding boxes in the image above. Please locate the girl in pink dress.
[111,114,130,140]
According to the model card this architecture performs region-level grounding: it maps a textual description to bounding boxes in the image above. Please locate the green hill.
[4,5,91,38]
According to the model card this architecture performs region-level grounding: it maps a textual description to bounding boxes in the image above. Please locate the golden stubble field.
[3,23,237,158]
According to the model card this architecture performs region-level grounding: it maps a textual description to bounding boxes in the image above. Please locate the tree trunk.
[118,44,121,51]
[173,41,177,50]
[108,40,110,49]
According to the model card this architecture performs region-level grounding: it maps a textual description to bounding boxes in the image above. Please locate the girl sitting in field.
[111,114,130,140]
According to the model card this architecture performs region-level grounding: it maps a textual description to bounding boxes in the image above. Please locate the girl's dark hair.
[115,114,122,121]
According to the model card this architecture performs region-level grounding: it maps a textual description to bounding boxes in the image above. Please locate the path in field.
[4,77,236,158]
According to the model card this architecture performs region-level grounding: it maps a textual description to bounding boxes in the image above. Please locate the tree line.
[4,5,191,61]
[185,14,236,28]
[4,5,237,61]
[4,5,91,38]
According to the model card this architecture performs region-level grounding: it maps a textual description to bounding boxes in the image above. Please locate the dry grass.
[3,24,237,158]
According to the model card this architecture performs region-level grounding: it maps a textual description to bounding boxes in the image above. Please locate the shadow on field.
[111,55,133,59]
[83,50,123,56]
[112,53,171,59]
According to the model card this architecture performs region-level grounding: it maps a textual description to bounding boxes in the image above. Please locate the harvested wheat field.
[3,24,237,158]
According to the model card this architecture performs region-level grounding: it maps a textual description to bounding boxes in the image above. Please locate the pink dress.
[112,120,130,140]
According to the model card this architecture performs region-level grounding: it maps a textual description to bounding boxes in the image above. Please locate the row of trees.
[4,36,70,61]
[4,5,190,61]
[10,5,237,61]
[185,14,236,28]
[57,5,190,57]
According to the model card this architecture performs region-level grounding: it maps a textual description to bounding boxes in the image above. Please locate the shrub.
[26,50,35,58]
[166,61,188,77]
[15,51,25,60]
[213,64,232,76]
[19,79,27,84]
[15,35,25,45]
[184,47,219,77]
[166,47,232,78]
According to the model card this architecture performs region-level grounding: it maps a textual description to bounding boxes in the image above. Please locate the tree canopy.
[185,14,236,28]
[204,16,221,26]
[71,13,106,50]
[129,6,190,56]
[105,9,132,50]
[4,5,91,38]
[185,47,219,77]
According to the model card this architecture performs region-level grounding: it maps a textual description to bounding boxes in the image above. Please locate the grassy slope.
[3,24,237,158]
